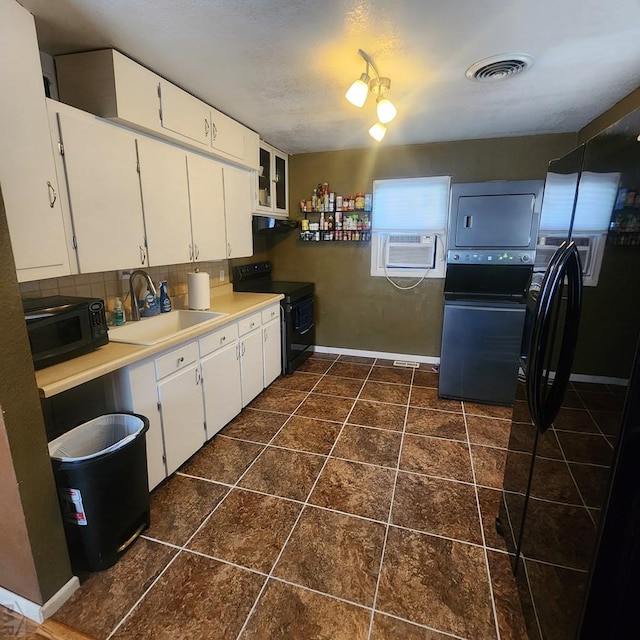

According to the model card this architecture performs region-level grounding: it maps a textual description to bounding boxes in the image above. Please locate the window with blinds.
[370,176,451,278]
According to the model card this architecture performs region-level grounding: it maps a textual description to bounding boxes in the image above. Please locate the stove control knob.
[453,254,460,261]
[521,254,530,263]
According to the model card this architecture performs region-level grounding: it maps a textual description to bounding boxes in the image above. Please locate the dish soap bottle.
[159,281,172,313]
[113,298,126,326]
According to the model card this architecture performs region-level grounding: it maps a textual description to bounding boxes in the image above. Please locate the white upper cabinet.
[0,0,70,281]
[159,80,211,146]
[136,137,192,266]
[56,49,161,136]
[186,152,227,262]
[223,165,254,259]
[56,49,259,170]
[56,109,148,272]
[255,142,288,218]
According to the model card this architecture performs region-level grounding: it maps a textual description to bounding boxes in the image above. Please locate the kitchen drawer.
[261,304,280,324]
[155,342,199,380]
[238,312,261,336]
[199,323,238,357]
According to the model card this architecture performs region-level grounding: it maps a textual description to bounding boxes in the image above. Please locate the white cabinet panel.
[240,328,264,407]
[158,362,205,475]
[186,152,226,262]
[137,137,192,266]
[201,341,242,439]
[210,108,244,160]
[263,317,282,387]
[56,111,147,272]
[0,0,70,281]
[116,360,166,490]
[223,165,253,258]
[159,80,211,146]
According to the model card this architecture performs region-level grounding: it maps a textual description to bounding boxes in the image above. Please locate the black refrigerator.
[498,107,640,639]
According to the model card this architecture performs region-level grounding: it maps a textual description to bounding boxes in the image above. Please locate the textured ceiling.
[19,0,640,154]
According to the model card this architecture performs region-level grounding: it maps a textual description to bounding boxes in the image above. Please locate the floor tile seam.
[505,490,594,509]
[178,546,271,579]
[233,365,374,640]
[223,437,330,459]
[520,553,590,573]
[395,466,477,488]
[460,408,502,640]
[366,368,414,640]
[528,452,609,468]
[386,522,487,551]
[554,424,614,440]
[544,429,600,527]
[521,559,545,640]
[371,610,470,640]
[175,470,235,488]
[464,412,513,422]
[104,544,183,640]
[346,421,415,436]
[328,453,398,471]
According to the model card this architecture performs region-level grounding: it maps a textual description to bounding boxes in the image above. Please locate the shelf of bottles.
[299,182,372,243]
[608,187,640,246]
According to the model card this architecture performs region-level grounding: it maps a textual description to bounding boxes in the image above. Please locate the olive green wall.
[267,134,577,356]
[0,189,73,603]
[579,87,640,143]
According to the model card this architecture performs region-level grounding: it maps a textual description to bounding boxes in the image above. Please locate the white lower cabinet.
[115,306,281,489]
[262,304,282,387]
[238,313,264,407]
[158,361,206,475]
[200,342,242,439]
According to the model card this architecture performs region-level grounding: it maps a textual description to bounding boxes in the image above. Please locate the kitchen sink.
[108,310,227,346]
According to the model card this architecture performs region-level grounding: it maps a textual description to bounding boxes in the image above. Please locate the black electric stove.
[232,262,315,374]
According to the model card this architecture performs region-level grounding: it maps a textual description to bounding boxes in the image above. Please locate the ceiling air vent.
[465,54,533,82]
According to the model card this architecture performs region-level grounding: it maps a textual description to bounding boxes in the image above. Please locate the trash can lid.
[48,413,148,462]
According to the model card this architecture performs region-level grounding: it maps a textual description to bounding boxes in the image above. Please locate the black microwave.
[22,295,109,370]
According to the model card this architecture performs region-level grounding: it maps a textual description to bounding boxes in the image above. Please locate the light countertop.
[35,290,283,398]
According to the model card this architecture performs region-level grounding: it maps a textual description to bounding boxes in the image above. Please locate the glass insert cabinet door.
[258,146,272,207]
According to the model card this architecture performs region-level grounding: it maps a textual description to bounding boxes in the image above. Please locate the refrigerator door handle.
[526,242,583,433]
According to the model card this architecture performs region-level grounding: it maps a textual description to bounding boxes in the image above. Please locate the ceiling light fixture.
[346,49,397,141]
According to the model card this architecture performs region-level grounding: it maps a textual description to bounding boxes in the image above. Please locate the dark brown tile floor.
[52,353,529,640]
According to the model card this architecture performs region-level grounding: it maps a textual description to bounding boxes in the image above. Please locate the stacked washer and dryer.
[438,180,543,406]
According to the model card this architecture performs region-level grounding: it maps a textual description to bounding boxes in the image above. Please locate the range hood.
[252,216,298,234]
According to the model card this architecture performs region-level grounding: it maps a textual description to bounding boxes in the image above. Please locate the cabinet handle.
[250,321,255,329]
[264,329,268,342]
[47,181,57,208]
[204,118,210,137]
[227,242,231,257]
[220,336,226,344]
[194,244,200,260]
[235,344,240,360]
[177,356,185,366]
[241,342,246,357]
[211,122,218,141]
[189,243,193,261]
[140,245,147,265]
[195,368,201,385]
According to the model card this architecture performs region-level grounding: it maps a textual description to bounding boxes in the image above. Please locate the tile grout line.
[365,363,415,640]
[461,400,502,640]
[104,359,341,640]
[233,360,377,640]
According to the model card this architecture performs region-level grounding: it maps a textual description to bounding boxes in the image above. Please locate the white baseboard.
[314,345,440,366]
[0,575,79,623]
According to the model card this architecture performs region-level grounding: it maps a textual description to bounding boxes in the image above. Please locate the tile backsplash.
[19,260,230,322]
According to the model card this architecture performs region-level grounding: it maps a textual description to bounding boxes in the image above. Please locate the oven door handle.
[298,322,315,335]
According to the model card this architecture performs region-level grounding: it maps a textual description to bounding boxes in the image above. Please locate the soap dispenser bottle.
[113,298,126,326]
[159,281,172,313]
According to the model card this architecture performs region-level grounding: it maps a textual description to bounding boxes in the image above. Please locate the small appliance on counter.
[232,261,314,374]
[22,295,109,370]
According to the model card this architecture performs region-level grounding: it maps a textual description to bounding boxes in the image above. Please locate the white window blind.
[573,171,620,232]
[372,176,450,232]
[540,170,619,233]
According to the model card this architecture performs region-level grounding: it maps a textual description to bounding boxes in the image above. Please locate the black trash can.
[48,412,150,571]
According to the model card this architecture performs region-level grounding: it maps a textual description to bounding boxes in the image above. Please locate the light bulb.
[376,97,397,124]
[369,122,387,142]
[345,73,370,107]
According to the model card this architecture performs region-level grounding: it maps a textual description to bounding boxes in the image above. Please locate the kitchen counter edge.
[35,292,284,398]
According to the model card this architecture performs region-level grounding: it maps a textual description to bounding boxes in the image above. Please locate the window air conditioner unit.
[385,234,436,269]
[535,235,597,278]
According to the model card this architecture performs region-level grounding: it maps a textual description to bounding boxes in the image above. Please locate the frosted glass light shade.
[345,73,370,107]
[369,122,387,141]
[376,97,397,123]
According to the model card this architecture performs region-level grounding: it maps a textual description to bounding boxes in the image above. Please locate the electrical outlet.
[219,269,225,282]
[118,270,133,280]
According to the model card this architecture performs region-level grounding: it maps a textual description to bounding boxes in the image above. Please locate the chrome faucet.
[129,270,157,321]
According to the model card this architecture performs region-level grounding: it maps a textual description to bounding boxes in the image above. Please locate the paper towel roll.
[187,271,210,310]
